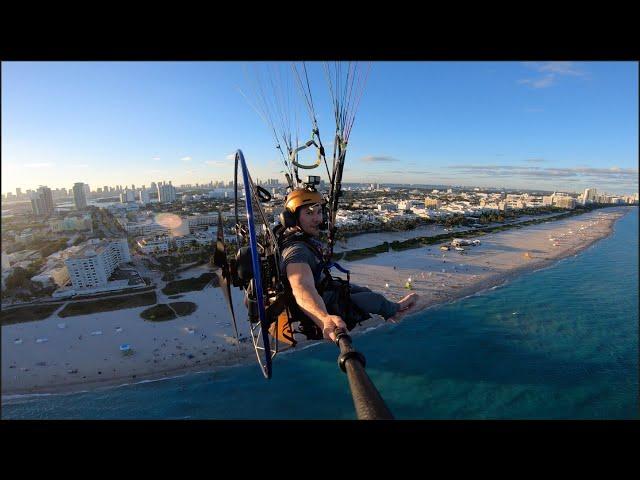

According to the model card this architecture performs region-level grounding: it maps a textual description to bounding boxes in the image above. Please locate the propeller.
[214,210,240,346]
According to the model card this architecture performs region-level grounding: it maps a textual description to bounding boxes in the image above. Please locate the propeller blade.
[213,210,241,348]
[213,211,227,269]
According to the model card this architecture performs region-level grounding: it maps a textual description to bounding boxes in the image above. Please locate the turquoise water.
[3,208,638,419]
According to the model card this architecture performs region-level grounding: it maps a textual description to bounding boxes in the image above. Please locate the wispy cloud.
[449,164,638,181]
[524,158,546,163]
[518,75,555,89]
[152,156,161,161]
[360,155,400,162]
[519,62,585,89]
[226,153,236,161]
[25,162,54,168]
[181,156,192,162]
[536,62,584,76]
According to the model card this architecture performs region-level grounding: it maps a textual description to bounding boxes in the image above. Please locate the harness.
[278,229,370,340]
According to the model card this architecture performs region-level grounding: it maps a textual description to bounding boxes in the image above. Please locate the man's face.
[297,204,323,237]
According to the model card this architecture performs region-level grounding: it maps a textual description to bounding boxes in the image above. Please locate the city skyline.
[2,61,638,195]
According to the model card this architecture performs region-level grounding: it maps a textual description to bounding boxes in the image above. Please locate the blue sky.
[2,61,638,195]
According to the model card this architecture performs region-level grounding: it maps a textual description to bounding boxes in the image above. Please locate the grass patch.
[343,242,390,261]
[169,302,197,316]
[140,304,176,321]
[1,303,63,325]
[162,273,218,295]
[58,291,157,318]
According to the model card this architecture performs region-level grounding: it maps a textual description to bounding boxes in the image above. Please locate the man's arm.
[286,262,347,341]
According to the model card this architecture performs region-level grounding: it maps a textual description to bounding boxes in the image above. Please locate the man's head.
[282,188,326,237]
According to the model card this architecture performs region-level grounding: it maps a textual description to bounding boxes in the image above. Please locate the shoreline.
[2,206,632,400]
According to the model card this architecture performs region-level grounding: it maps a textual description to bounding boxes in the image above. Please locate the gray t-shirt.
[281,238,326,287]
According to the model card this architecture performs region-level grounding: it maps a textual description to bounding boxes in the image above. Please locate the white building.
[186,213,219,230]
[398,200,426,211]
[174,231,214,248]
[377,203,397,212]
[49,214,93,233]
[120,189,136,203]
[157,181,176,203]
[122,220,169,237]
[65,238,131,290]
[136,235,170,254]
[207,188,233,199]
[583,188,597,204]
[138,189,150,204]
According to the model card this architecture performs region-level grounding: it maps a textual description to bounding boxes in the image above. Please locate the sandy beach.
[1,206,631,397]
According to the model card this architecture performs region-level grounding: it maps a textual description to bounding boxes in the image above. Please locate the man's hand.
[321,314,347,342]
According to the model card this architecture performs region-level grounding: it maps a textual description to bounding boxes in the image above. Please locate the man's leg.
[350,291,400,320]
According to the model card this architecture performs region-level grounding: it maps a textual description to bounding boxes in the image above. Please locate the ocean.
[2,208,637,419]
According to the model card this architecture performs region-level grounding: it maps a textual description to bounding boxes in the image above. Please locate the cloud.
[360,155,400,162]
[181,156,192,162]
[25,163,54,168]
[518,62,586,90]
[152,156,161,161]
[449,164,638,181]
[518,75,555,89]
[537,62,584,76]
[205,160,226,167]
[524,158,546,163]
[226,154,236,161]
[523,62,585,76]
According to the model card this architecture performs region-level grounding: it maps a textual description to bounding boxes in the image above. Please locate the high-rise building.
[139,189,150,204]
[65,239,131,290]
[31,186,54,216]
[103,185,109,194]
[16,188,22,199]
[120,190,136,203]
[157,181,177,203]
[73,182,88,210]
[583,188,597,204]
[83,184,91,196]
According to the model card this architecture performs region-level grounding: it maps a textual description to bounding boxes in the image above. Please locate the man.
[279,187,418,343]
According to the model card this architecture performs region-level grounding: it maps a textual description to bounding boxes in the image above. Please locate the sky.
[2,61,638,196]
